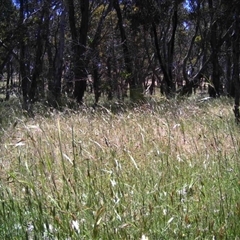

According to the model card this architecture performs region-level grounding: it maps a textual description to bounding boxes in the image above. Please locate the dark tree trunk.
[89,1,113,104]
[106,56,113,100]
[74,0,89,103]
[181,2,200,96]
[47,39,54,97]
[47,7,65,107]
[5,60,11,101]
[29,2,50,102]
[29,26,44,102]
[93,59,101,104]
[208,0,221,98]
[152,22,171,95]
[113,0,143,102]
[54,8,65,101]
[232,12,240,123]
[19,0,29,109]
[152,3,178,97]
[166,6,178,93]
[67,0,89,104]
[225,37,234,97]
[208,53,220,98]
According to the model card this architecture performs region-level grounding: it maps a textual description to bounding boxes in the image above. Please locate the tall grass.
[0,97,240,239]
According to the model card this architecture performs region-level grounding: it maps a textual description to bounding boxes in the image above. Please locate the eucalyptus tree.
[130,0,184,96]
[88,0,113,104]
[66,0,90,104]
[231,1,240,122]
[180,0,202,95]
[176,0,237,98]
[18,0,55,109]
[0,0,15,72]
[19,0,29,108]
[66,0,113,104]
[191,0,237,98]
[46,0,66,106]
[207,0,227,97]
[178,0,214,95]
[0,0,18,99]
[113,0,145,101]
[217,0,240,99]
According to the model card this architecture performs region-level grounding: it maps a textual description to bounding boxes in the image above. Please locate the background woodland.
[1,0,240,115]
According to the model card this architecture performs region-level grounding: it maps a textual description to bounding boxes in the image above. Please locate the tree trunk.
[92,58,101,104]
[67,0,89,104]
[208,0,221,98]
[232,12,240,123]
[152,3,178,97]
[29,2,50,102]
[89,1,113,104]
[181,2,200,95]
[166,6,178,93]
[28,24,44,102]
[54,7,65,102]
[5,60,11,101]
[113,0,143,102]
[19,0,29,110]
[152,22,171,95]
[106,56,113,100]
[225,37,233,96]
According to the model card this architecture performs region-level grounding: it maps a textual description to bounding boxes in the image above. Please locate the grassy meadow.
[0,96,240,239]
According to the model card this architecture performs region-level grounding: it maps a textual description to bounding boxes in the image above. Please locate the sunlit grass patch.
[0,97,240,239]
